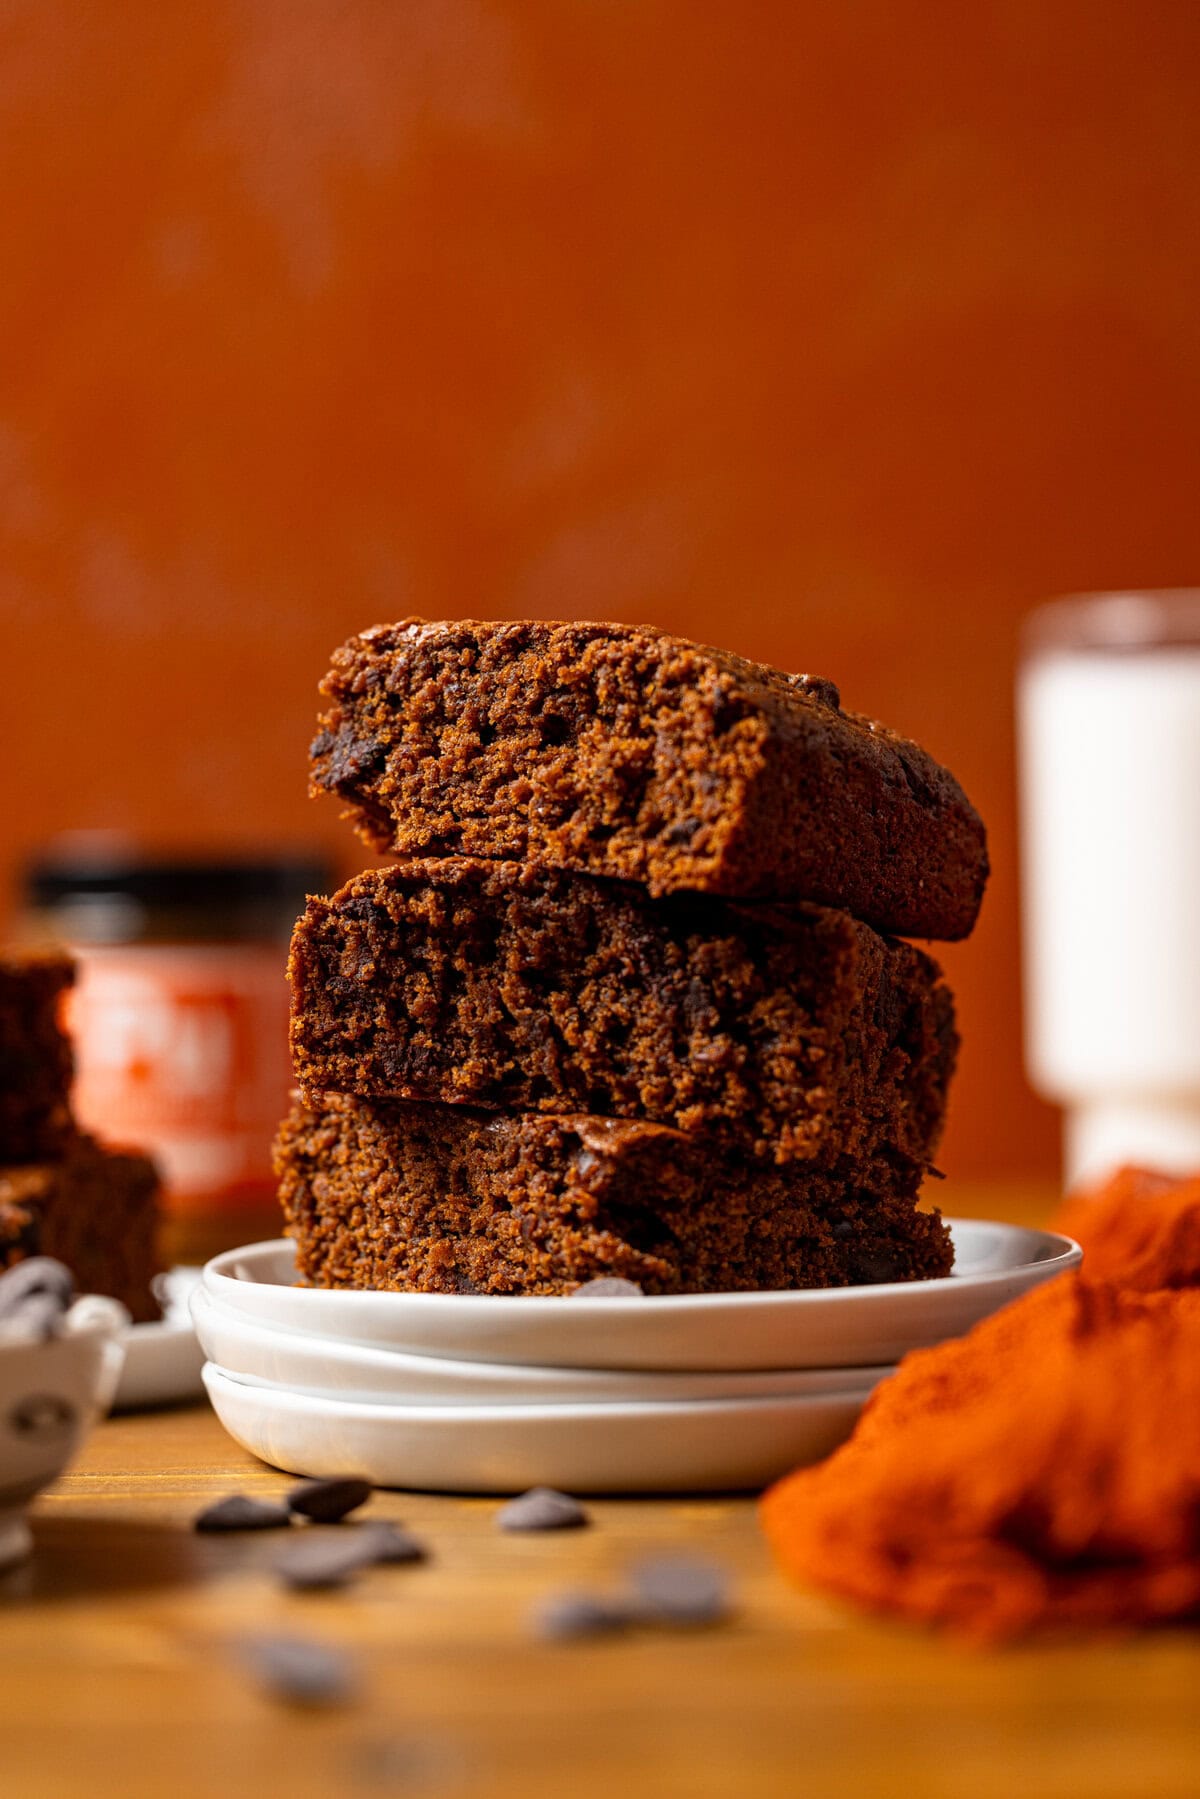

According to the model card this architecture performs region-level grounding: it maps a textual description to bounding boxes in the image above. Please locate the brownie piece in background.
[0,1136,161,1322]
[309,619,988,941]
[276,1092,952,1297]
[0,951,74,1163]
[289,858,956,1169]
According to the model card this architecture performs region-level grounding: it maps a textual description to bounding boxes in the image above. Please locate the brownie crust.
[0,1135,161,1322]
[309,619,988,941]
[276,1092,953,1297]
[289,857,956,1169]
[0,952,74,1164]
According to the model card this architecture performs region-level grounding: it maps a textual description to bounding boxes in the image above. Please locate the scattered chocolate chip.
[832,1219,855,1240]
[360,1521,428,1565]
[193,1494,294,1533]
[569,1277,644,1298]
[274,1519,428,1589]
[0,1258,74,1324]
[496,1488,589,1533]
[352,1734,471,1789]
[629,1555,732,1627]
[287,1476,372,1523]
[274,1528,383,1591]
[532,1590,636,1642]
[238,1633,358,1708]
[0,1291,68,1344]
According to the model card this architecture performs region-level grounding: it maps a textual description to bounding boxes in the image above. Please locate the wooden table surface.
[5,1185,1199,1799]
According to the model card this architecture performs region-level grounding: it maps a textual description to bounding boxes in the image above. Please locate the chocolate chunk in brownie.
[288,858,956,1169]
[0,1135,161,1321]
[275,1092,953,1297]
[309,619,987,940]
[0,952,75,1164]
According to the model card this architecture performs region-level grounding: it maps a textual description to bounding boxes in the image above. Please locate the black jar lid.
[24,838,333,943]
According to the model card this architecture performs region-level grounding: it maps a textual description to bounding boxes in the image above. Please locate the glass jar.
[1018,591,1200,1186]
[22,841,331,1217]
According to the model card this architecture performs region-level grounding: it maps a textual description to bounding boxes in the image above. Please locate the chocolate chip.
[569,1277,644,1298]
[360,1521,428,1565]
[274,1521,427,1589]
[795,673,841,711]
[709,684,740,732]
[496,1488,589,1533]
[194,1494,294,1533]
[286,1476,372,1523]
[532,1590,635,1642]
[848,1249,901,1285]
[274,1529,382,1591]
[629,1555,732,1627]
[239,1633,358,1708]
[832,1219,855,1240]
[0,1258,74,1323]
[0,1291,68,1344]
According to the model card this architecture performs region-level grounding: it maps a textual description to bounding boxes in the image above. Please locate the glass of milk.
[1019,590,1200,1187]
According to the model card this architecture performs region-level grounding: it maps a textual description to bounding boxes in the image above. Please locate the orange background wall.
[4,2,1200,1179]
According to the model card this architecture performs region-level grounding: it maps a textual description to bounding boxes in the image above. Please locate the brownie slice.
[0,951,74,1164]
[309,619,987,940]
[289,858,956,1169]
[276,1092,953,1297]
[0,1136,161,1322]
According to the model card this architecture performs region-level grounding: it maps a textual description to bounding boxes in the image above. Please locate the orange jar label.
[64,944,291,1208]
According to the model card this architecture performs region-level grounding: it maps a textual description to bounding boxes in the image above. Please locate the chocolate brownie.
[309,619,988,940]
[0,1136,161,1321]
[275,1092,953,1296]
[288,858,956,1168]
[0,951,74,1163]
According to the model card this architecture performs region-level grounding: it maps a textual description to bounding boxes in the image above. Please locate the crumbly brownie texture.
[276,1093,953,1297]
[309,619,988,940]
[0,1136,161,1321]
[0,952,75,1163]
[289,858,956,1168]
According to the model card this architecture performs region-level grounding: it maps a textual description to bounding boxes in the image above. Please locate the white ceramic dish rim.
[205,1219,1080,1318]
[201,1222,1081,1372]
[202,1361,877,1426]
[202,1364,870,1492]
[192,1284,892,1402]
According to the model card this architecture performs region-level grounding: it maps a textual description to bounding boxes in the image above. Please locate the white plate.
[202,1221,1081,1372]
[203,1363,871,1493]
[191,1285,891,1407]
[112,1268,206,1412]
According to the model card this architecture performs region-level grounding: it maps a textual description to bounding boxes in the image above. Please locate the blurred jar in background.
[22,841,331,1217]
[1019,592,1200,1188]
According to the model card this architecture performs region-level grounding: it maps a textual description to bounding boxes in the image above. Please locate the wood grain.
[5,1182,1198,1799]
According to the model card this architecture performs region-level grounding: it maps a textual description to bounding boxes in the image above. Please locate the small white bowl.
[202,1220,1080,1372]
[0,1298,127,1569]
[203,1363,876,1493]
[113,1268,205,1412]
[191,1284,891,1408]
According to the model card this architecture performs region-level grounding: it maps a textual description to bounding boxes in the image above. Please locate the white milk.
[1019,643,1200,1185]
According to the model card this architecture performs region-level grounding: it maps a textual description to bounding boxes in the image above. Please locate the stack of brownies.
[0,952,160,1318]
[276,620,987,1296]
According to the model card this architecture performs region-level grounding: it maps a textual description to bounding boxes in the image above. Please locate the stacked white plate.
[194,1220,1080,1494]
